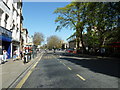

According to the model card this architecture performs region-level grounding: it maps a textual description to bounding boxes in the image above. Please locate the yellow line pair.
[16,54,43,88]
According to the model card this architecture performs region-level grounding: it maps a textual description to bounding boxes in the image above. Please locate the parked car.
[66,49,74,53]
[73,50,77,54]
[73,49,82,54]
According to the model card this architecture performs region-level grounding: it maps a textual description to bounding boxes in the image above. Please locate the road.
[17,51,119,88]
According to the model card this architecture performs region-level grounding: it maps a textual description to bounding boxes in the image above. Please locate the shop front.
[0,26,12,59]
[12,40,20,57]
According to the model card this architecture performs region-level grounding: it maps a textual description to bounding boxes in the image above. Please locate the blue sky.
[22,2,75,44]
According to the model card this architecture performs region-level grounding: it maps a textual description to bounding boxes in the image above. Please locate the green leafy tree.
[85,2,120,51]
[54,2,88,52]
[54,2,120,53]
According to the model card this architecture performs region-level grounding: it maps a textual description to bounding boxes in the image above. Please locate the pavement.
[0,52,43,90]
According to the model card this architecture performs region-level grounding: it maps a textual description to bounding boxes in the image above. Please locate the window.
[0,8,4,26]
[6,0,8,3]
[4,14,9,28]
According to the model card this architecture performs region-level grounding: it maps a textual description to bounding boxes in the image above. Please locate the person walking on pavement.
[20,50,23,60]
[3,50,8,62]
[22,49,27,64]
[13,50,18,61]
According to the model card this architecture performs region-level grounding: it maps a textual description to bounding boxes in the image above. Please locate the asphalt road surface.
[21,51,119,88]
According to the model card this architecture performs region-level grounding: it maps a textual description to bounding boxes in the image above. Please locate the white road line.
[63,63,66,66]
[76,74,86,81]
[59,61,62,63]
[67,67,72,70]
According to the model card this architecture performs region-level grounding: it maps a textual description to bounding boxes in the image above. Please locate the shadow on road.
[59,53,120,78]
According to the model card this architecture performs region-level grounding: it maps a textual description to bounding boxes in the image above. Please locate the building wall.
[21,28,28,46]
[0,0,22,58]
[0,0,12,58]
[27,36,33,44]
[69,40,76,49]
[68,39,82,49]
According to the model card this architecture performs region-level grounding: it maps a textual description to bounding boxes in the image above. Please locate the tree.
[54,2,120,53]
[85,2,120,52]
[47,35,62,49]
[33,32,44,46]
[54,2,88,53]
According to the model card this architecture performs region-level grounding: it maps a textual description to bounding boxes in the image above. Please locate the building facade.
[0,0,23,58]
[21,28,28,47]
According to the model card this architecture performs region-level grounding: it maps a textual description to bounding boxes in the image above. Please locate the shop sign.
[0,26,12,38]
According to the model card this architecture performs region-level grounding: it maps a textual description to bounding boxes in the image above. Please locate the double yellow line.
[16,54,43,88]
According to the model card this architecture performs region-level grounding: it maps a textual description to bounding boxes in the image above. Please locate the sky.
[22,2,75,44]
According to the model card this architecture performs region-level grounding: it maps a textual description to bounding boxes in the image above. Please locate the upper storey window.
[0,8,4,26]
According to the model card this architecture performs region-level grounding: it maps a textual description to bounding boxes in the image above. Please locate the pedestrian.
[3,50,8,62]
[13,50,18,61]
[20,50,23,60]
[22,49,27,64]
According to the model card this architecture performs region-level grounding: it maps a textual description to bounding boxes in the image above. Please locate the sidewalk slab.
[0,53,42,89]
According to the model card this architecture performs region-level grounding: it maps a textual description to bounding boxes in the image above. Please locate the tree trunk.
[76,36,80,49]
[98,31,104,54]
[80,29,87,53]
[76,30,80,53]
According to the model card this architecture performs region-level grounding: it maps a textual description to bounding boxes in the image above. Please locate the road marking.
[31,61,38,70]
[67,67,72,70]
[63,63,66,66]
[76,74,86,81]
[15,54,43,88]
